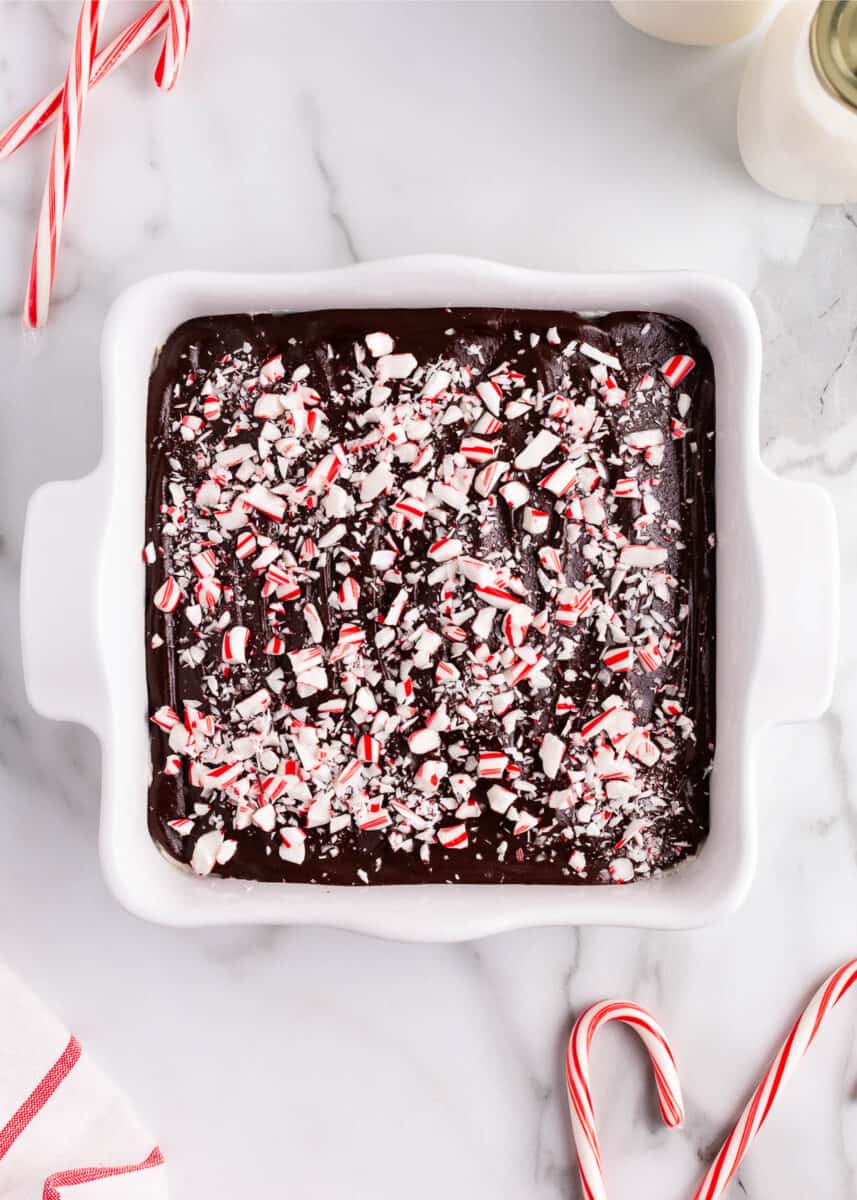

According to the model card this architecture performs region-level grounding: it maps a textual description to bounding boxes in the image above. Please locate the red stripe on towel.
[42,1146,165,1197]
[0,1035,82,1161]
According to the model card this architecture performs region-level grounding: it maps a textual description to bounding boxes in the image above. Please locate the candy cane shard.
[566,1000,684,1200]
[0,3,169,161]
[692,958,857,1200]
[25,0,106,328]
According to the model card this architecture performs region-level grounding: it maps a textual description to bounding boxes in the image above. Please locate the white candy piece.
[254,392,282,420]
[476,379,503,414]
[324,483,354,519]
[296,665,329,695]
[304,603,324,643]
[377,353,417,381]
[487,785,516,815]
[259,355,285,384]
[415,759,448,792]
[252,804,277,833]
[222,625,250,664]
[421,369,451,399]
[457,556,495,587]
[450,773,475,799]
[523,507,550,534]
[365,331,394,357]
[437,824,468,849]
[408,727,441,755]
[217,443,255,467]
[491,690,516,716]
[499,480,530,509]
[581,495,605,525]
[361,461,394,502]
[413,629,443,669]
[214,838,238,865]
[609,857,634,883]
[195,481,220,508]
[474,461,509,497]
[627,728,661,766]
[475,584,518,610]
[432,480,469,512]
[540,732,566,779]
[515,430,560,470]
[306,796,332,828]
[580,342,621,371]
[319,523,346,548]
[428,537,463,562]
[627,428,665,451]
[245,483,286,522]
[236,688,271,720]
[541,460,577,496]
[471,606,495,639]
[620,543,669,568]
[191,830,224,877]
[570,404,597,438]
[279,827,307,865]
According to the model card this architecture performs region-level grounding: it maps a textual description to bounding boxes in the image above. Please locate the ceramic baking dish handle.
[755,472,838,725]
[21,471,105,732]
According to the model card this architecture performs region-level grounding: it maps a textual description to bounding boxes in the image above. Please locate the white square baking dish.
[20,256,838,939]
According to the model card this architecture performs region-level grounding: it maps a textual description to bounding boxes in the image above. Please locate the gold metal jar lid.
[811,1,857,110]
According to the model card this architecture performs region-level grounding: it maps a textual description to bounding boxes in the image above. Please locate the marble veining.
[1,3,856,1197]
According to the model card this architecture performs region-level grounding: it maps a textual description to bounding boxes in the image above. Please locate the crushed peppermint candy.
[145,308,715,884]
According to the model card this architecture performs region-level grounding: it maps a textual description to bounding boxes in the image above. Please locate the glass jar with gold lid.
[811,1,857,109]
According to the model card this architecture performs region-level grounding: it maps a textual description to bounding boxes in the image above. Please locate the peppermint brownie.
[145,308,715,884]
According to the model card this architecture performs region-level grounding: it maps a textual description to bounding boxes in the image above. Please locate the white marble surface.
[1,2,856,1196]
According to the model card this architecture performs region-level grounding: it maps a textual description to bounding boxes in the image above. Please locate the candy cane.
[17,0,191,327]
[566,1000,685,1200]
[24,0,107,329]
[0,2,169,161]
[692,958,857,1200]
[153,0,192,91]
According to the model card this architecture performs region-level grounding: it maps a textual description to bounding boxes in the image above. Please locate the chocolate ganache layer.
[145,307,715,885]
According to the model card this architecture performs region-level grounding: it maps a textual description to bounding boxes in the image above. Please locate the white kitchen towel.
[0,964,167,1199]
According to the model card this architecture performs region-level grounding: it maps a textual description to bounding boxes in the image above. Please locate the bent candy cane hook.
[566,1000,685,1200]
[1,2,191,161]
[18,0,191,327]
[0,2,169,161]
[154,0,192,91]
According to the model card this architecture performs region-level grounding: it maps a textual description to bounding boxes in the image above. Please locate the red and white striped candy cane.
[24,0,106,328]
[154,0,192,91]
[566,1000,684,1200]
[0,2,169,161]
[692,957,857,1200]
[20,0,191,327]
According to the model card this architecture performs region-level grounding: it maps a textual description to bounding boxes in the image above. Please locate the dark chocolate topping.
[145,308,715,885]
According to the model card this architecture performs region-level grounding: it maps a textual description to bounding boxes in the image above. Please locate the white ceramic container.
[738,0,857,204]
[611,0,775,45]
[20,256,838,940]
